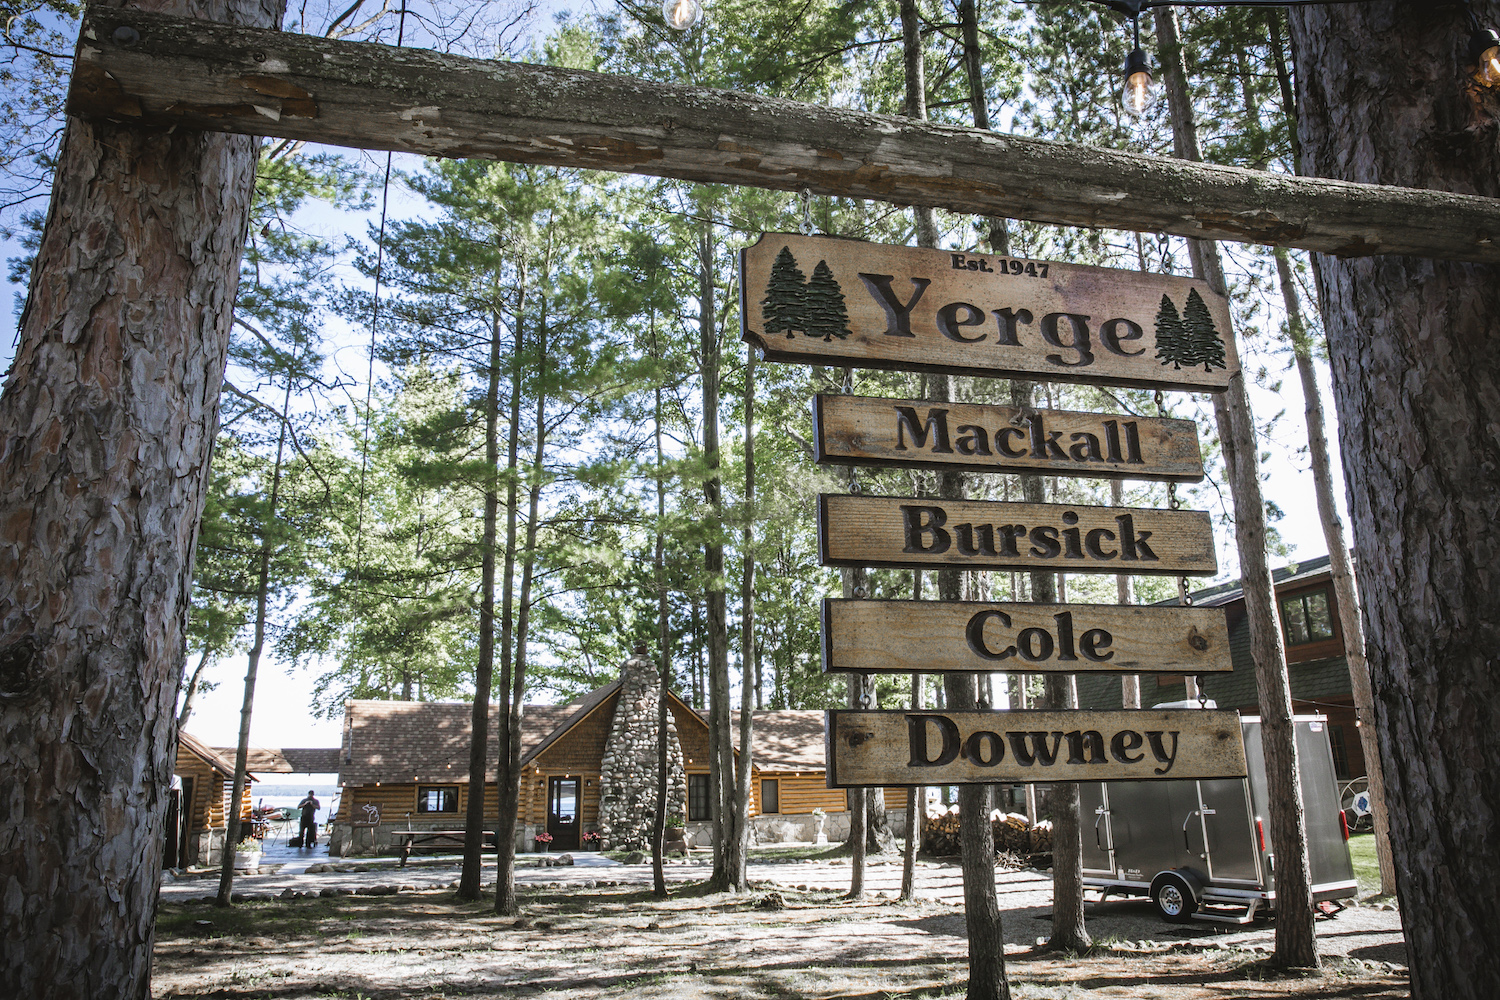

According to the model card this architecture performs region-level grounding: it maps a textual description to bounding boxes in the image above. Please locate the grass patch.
[1348,832,1383,895]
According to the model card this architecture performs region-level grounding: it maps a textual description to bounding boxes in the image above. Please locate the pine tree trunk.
[1111,480,1139,709]
[734,349,756,887]
[1155,8,1318,968]
[1290,6,1500,995]
[177,649,214,729]
[1012,380,1088,952]
[700,223,736,890]
[0,0,279,987]
[845,660,868,898]
[460,305,506,900]
[493,279,527,917]
[1273,247,1396,896]
[217,379,292,906]
[653,354,670,899]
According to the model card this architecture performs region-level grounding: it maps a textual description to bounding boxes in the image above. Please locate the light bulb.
[1473,28,1500,88]
[1121,47,1158,117]
[663,0,702,31]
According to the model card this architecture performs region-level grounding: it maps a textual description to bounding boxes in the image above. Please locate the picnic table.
[393,830,495,866]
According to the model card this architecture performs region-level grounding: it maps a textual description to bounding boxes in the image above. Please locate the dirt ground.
[153,857,1408,999]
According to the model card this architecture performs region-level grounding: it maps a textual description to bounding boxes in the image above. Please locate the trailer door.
[1197,778,1261,885]
[1080,782,1114,876]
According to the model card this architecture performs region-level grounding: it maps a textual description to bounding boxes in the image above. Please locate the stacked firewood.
[919,805,1052,857]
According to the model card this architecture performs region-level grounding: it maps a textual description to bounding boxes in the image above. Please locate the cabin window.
[417,786,457,813]
[761,778,780,814]
[1280,588,1335,646]
[688,774,711,821]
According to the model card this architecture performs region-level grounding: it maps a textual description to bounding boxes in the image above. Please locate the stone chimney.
[596,647,687,850]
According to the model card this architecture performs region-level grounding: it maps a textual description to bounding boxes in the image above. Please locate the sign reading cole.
[741,234,1239,392]
[826,710,1248,786]
[822,599,1232,675]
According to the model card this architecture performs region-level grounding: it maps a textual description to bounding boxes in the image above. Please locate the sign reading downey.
[818,495,1217,576]
[825,709,1247,786]
[822,598,1232,675]
[812,393,1204,482]
[741,234,1239,391]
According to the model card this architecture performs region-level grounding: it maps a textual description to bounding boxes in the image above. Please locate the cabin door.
[546,777,580,850]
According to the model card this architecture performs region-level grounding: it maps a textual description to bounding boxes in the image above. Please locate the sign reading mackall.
[741,234,1239,392]
[812,393,1204,483]
[825,709,1248,786]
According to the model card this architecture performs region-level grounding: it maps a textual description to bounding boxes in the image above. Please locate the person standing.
[298,790,321,849]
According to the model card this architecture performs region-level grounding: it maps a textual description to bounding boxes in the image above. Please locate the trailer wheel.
[1151,871,1199,924]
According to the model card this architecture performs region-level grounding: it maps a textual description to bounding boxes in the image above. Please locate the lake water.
[249,782,340,829]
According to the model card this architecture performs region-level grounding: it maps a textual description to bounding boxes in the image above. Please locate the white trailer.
[1080,714,1358,924]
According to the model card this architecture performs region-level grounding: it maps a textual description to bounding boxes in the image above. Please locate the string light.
[1120,8,1159,117]
[663,0,702,31]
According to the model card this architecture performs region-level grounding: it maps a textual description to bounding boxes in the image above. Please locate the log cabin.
[170,730,254,867]
[325,650,909,855]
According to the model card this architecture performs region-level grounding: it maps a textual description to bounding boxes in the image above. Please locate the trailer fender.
[1150,869,1204,924]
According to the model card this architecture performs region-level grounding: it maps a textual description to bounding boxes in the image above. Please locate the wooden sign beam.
[818,495,1217,576]
[65,6,1500,264]
[822,598,1231,675]
[813,394,1204,482]
[747,236,1238,392]
[825,709,1247,786]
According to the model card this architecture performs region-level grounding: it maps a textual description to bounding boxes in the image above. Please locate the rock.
[583,879,596,889]
[398,883,416,892]
[755,891,786,911]
[320,888,338,898]
[623,851,647,865]
[360,885,398,896]
[555,853,574,866]
[230,892,246,903]
[279,888,296,899]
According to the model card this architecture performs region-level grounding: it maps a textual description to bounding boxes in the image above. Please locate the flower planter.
[233,851,262,870]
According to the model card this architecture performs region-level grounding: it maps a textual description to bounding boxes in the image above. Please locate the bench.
[393,830,496,866]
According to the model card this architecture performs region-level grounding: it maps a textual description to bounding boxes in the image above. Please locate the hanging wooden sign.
[822,598,1231,675]
[741,234,1239,392]
[818,495,1217,576]
[812,394,1204,482]
[825,709,1247,786]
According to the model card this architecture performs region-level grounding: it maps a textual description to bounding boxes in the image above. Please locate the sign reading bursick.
[741,234,1239,392]
[818,495,1217,576]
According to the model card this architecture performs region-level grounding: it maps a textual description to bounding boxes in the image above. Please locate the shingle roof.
[211,747,342,774]
[337,690,827,784]
[339,698,589,785]
[732,710,827,770]
[178,730,249,779]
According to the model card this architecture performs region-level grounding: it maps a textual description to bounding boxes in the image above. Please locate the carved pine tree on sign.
[803,259,852,341]
[1183,288,1227,373]
[761,245,808,338]
[1154,294,1193,370]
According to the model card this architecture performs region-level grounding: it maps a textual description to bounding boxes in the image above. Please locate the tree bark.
[843,569,869,899]
[652,322,670,900]
[459,304,506,900]
[1154,7,1318,968]
[0,1,279,993]
[1273,246,1395,896]
[68,5,1500,264]
[1290,5,1500,996]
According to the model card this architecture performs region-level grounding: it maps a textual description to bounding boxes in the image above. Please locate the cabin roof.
[733,710,827,770]
[1161,553,1335,609]
[178,729,248,779]
[211,746,343,774]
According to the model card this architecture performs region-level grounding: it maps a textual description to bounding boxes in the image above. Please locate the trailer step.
[1191,898,1263,925]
